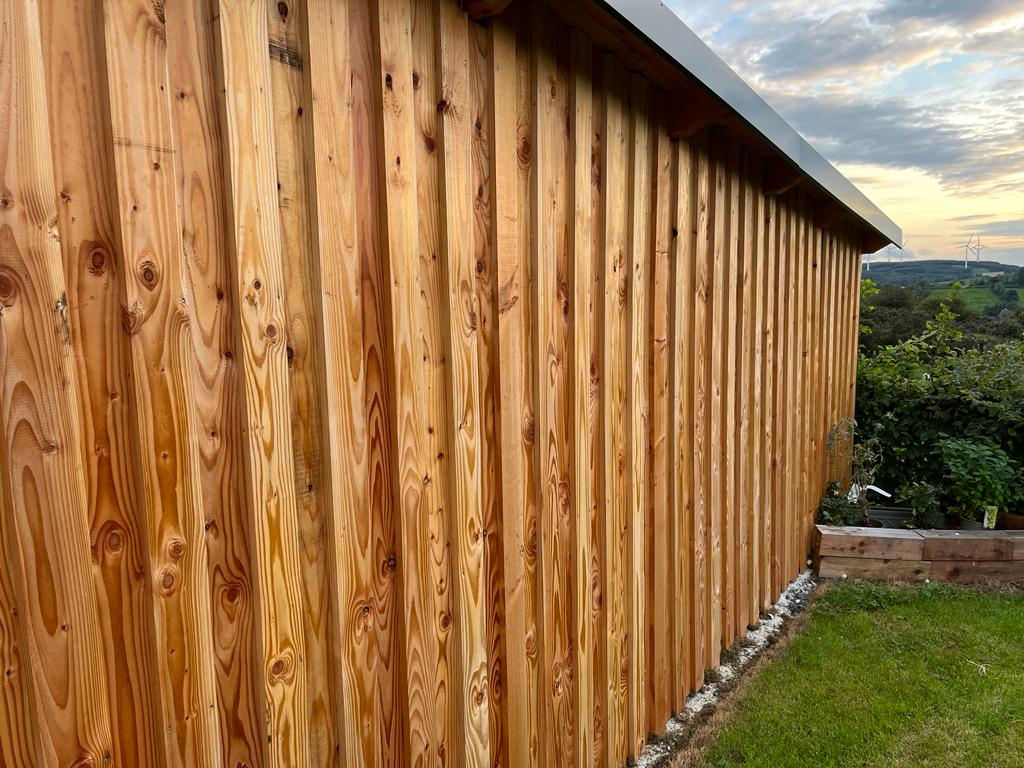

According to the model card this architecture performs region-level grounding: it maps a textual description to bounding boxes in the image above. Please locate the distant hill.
[861,259,1020,286]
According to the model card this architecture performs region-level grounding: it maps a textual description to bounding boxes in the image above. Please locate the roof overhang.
[593,0,903,250]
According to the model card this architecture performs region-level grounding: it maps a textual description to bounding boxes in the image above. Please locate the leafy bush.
[939,438,1016,520]
[898,481,942,529]
[856,300,1024,514]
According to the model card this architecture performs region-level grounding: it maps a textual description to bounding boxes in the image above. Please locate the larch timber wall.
[0,0,863,765]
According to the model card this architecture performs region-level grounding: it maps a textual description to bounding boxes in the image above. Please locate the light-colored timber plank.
[214,0,313,761]
[736,149,754,633]
[266,2,342,761]
[534,18,577,763]
[750,158,767,616]
[301,0,406,762]
[568,27,597,768]
[818,557,930,582]
[435,1,492,763]
[467,17,506,767]
[166,1,268,763]
[691,131,713,686]
[100,1,224,761]
[491,5,541,764]
[626,72,651,761]
[649,108,674,725]
[722,139,740,646]
[0,492,41,768]
[600,53,630,766]
[0,1,115,762]
[761,191,778,609]
[371,0,458,763]
[40,0,169,762]
[589,51,610,766]
[674,137,699,699]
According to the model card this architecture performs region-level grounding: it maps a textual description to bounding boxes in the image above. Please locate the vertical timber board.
[692,131,713,683]
[0,492,40,767]
[266,2,341,760]
[436,1,492,763]
[568,28,596,768]
[214,1,311,761]
[534,16,576,763]
[735,149,752,635]
[706,132,726,667]
[811,225,825,551]
[40,0,167,762]
[166,1,267,763]
[99,0,223,761]
[759,186,776,610]
[626,74,651,761]
[793,200,807,572]
[468,17,505,768]
[799,205,812,560]
[371,0,457,762]
[649,113,673,727]
[588,49,609,768]
[722,141,740,646]
[349,0,406,760]
[297,0,364,761]
[600,54,629,766]
[490,6,541,764]
[848,234,861,426]
[0,0,115,763]
[742,154,758,628]
[777,196,793,590]
[301,0,403,762]
[673,137,698,701]
[424,0,470,761]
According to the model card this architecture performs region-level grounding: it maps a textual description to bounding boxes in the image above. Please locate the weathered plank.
[817,557,930,581]
[816,526,925,561]
[919,531,1016,562]
[929,560,1024,583]
[721,140,740,646]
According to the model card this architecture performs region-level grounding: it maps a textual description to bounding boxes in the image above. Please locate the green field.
[698,582,1024,768]
[926,285,1024,311]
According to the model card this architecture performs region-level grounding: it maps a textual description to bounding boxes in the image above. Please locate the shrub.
[938,438,1016,521]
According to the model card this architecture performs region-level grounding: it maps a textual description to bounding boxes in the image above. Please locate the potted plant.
[897,481,942,529]
[939,438,1016,530]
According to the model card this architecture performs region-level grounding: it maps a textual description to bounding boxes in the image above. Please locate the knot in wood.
[268,650,295,685]
[0,270,17,307]
[158,566,178,596]
[167,538,185,560]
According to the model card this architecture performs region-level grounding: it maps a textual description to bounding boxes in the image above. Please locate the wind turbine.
[898,238,910,263]
[955,234,976,269]
[974,236,988,263]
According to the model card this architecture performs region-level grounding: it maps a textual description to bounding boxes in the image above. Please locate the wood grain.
[0,1,114,762]
[215,0,313,761]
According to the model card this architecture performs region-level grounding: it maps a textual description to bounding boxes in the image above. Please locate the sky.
[665,0,1024,265]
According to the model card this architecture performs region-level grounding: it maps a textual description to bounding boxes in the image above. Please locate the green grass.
[698,582,1024,768]
[927,285,1000,310]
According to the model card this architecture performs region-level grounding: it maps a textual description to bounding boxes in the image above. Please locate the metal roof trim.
[597,0,902,247]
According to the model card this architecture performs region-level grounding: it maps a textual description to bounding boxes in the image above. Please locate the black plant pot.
[866,506,913,529]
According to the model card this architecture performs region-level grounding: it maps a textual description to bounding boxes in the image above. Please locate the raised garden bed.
[813,525,1024,583]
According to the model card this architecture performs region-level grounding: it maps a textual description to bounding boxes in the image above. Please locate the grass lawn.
[697,582,1024,768]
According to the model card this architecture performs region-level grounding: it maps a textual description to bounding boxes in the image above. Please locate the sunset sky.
[665,0,1024,265]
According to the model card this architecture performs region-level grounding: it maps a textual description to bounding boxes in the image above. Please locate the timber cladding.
[0,0,864,765]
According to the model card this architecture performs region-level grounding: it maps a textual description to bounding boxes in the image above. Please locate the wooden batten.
[462,0,513,19]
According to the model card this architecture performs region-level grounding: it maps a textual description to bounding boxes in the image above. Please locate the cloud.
[870,0,1024,27]
[762,88,1024,191]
